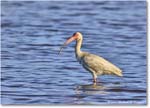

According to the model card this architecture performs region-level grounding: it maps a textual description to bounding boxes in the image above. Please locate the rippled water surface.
[1,1,147,105]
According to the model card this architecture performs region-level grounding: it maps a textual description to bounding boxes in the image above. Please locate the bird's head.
[59,32,82,54]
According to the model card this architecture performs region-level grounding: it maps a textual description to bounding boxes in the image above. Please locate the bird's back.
[81,52,123,77]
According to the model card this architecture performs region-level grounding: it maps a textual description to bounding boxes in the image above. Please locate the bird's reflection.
[73,82,123,103]
[75,83,108,95]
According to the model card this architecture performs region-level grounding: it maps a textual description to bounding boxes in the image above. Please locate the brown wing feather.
[81,53,123,76]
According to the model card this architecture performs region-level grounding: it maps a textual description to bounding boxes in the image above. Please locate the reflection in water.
[74,83,127,104]
[75,83,108,95]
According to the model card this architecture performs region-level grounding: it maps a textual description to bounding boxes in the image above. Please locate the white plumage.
[59,32,123,84]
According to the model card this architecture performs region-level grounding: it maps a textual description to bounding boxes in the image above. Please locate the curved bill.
[58,35,77,54]
[58,44,66,54]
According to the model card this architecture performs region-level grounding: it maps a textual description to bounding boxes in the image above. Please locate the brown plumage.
[59,32,123,84]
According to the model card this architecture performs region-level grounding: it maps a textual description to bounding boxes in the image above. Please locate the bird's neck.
[75,38,83,61]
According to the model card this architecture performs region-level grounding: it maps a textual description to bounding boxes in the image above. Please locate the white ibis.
[59,32,123,84]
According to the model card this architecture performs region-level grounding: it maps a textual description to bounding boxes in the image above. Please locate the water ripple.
[1,1,146,105]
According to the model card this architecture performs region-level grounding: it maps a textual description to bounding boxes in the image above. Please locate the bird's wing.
[81,53,105,75]
[82,53,122,76]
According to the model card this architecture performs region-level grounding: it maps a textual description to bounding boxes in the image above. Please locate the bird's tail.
[114,69,123,77]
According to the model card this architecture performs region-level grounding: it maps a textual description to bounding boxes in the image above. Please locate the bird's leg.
[93,78,97,86]
[93,77,96,83]
[92,73,97,84]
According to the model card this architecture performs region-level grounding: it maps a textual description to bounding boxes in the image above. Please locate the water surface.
[1,1,147,105]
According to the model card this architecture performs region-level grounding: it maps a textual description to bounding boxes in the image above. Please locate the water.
[1,1,147,105]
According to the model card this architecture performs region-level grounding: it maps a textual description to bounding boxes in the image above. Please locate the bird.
[59,32,123,84]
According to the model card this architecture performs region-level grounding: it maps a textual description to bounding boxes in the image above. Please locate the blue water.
[1,1,147,105]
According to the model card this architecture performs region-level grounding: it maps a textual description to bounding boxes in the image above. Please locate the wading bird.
[59,32,122,84]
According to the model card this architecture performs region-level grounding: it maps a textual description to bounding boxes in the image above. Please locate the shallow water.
[1,1,147,105]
